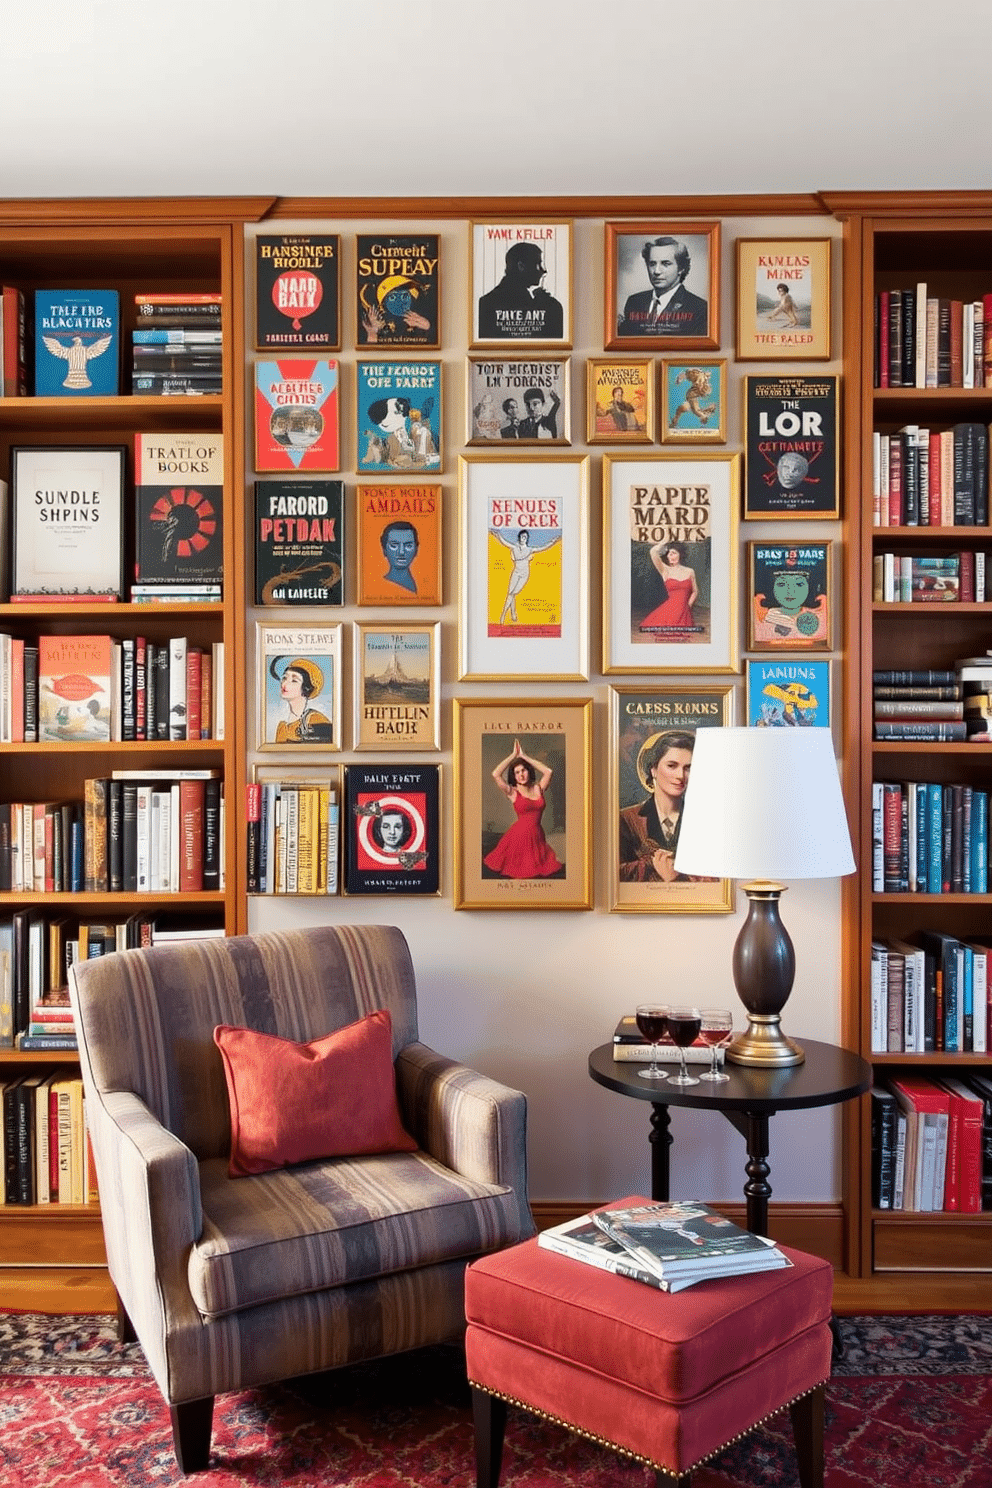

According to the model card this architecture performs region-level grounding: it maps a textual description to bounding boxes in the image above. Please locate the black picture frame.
[743,374,839,519]
[343,762,441,896]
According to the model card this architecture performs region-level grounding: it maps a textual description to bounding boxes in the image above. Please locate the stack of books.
[131,294,223,396]
[958,652,992,741]
[538,1201,790,1293]
[612,1015,719,1066]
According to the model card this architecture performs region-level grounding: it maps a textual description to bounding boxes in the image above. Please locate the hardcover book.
[11,445,125,599]
[37,635,113,743]
[1,285,28,396]
[255,234,340,350]
[133,432,224,588]
[34,289,120,396]
[254,359,339,472]
[254,480,343,606]
[356,234,440,348]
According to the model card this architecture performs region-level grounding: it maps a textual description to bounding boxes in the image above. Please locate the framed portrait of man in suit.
[606,222,720,352]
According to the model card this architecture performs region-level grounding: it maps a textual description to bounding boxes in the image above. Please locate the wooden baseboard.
[0,1267,115,1314]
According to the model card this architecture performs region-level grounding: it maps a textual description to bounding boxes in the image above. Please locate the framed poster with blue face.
[356,361,442,475]
[746,659,831,728]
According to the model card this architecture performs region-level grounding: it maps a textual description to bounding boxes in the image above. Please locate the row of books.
[245,779,340,895]
[872,780,989,893]
[0,771,224,895]
[870,933,990,1055]
[131,300,223,397]
[871,423,990,527]
[0,633,224,745]
[1,1072,95,1206]
[874,287,992,389]
[0,287,222,398]
[871,552,986,605]
[873,659,992,741]
[538,1201,790,1293]
[871,1074,992,1214]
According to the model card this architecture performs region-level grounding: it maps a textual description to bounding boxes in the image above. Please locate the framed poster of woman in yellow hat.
[257,622,343,751]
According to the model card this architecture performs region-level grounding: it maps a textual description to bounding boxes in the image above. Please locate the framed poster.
[470,221,572,347]
[586,358,653,444]
[659,359,727,445]
[453,697,592,910]
[746,541,833,651]
[356,484,442,606]
[608,685,735,914]
[254,233,340,350]
[254,359,339,472]
[355,233,440,348]
[253,479,343,606]
[466,354,570,445]
[735,238,832,360]
[356,360,442,474]
[458,454,589,681]
[343,763,440,897]
[353,622,440,751]
[746,659,831,728]
[12,445,126,599]
[250,764,340,896]
[743,375,839,518]
[256,622,343,751]
[605,222,719,351]
[603,452,740,675]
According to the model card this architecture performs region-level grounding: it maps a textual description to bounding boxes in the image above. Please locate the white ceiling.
[0,0,989,202]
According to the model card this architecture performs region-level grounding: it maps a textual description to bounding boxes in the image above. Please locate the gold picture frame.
[466,353,571,445]
[605,221,720,352]
[453,697,592,911]
[658,358,727,445]
[256,621,344,752]
[735,238,832,361]
[352,622,440,751]
[585,358,654,444]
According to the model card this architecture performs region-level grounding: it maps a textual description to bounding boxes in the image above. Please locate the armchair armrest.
[396,1042,534,1238]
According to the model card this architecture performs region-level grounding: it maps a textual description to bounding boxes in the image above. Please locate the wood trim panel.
[822,190,992,219]
[0,198,276,227]
[262,193,826,221]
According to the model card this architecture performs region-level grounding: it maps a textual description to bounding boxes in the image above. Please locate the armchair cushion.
[215,1009,417,1177]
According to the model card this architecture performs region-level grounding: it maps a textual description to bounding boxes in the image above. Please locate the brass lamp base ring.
[725,1015,805,1068]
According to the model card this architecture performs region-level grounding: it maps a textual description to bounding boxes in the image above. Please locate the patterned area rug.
[1,1313,991,1486]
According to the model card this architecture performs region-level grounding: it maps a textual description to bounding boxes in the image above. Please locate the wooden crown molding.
[0,197,277,228]
[822,189,992,219]
[261,192,826,221]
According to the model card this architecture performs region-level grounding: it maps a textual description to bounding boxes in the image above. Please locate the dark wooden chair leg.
[170,1397,214,1474]
[471,1386,506,1488]
[790,1383,825,1488]
[115,1293,136,1344]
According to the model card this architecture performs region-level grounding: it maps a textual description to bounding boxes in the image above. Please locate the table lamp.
[673,727,855,1068]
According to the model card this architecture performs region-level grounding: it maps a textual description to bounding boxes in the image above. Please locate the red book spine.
[958,550,975,603]
[878,290,890,388]
[185,647,203,741]
[928,431,942,526]
[9,637,24,743]
[984,294,992,388]
[134,637,146,741]
[199,648,212,741]
[888,436,903,526]
[178,779,205,892]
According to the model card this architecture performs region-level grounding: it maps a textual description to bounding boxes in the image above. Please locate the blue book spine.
[34,289,120,396]
[944,942,959,1053]
[963,946,974,1051]
[69,819,84,893]
[915,783,928,892]
[927,784,943,894]
[973,791,988,894]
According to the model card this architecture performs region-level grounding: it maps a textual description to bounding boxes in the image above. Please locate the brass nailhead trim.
[468,1377,828,1480]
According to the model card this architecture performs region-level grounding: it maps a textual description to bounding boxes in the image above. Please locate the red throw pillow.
[213,1009,418,1177]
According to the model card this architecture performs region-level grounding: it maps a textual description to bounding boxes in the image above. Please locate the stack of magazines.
[538,1201,791,1293]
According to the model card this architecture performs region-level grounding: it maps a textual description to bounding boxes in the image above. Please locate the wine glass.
[634,1003,670,1080]
[699,1008,734,1082]
[666,1005,702,1086]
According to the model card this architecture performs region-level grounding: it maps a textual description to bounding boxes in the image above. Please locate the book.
[936,1077,984,1213]
[131,374,222,395]
[254,359,339,472]
[134,293,221,322]
[255,233,340,349]
[590,1202,791,1286]
[253,479,344,605]
[11,444,125,599]
[611,1015,721,1065]
[538,1213,688,1292]
[34,289,119,396]
[1,285,28,396]
[888,1075,950,1212]
[133,432,224,591]
[37,634,113,743]
[871,1087,899,1209]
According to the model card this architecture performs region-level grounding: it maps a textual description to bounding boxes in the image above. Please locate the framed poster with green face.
[746,541,832,651]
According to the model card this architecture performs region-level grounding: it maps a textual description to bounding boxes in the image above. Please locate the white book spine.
[973,949,988,1054]
[213,641,225,741]
[135,785,152,892]
[870,944,886,1054]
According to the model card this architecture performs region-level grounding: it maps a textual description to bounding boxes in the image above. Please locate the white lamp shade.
[673,727,856,881]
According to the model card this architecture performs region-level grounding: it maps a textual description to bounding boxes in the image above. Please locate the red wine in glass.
[699,1008,733,1082]
[666,1006,701,1085]
[634,1004,669,1080]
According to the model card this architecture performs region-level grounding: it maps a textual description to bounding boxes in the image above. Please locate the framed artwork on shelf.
[746,541,833,652]
[254,233,341,351]
[466,354,570,444]
[253,479,344,606]
[355,233,440,349]
[458,453,590,682]
[743,374,839,519]
[356,360,442,474]
[659,359,727,445]
[254,359,339,472]
[605,221,719,351]
[602,451,740,675]
[608,684,735,915]
[453,697,592,911]
[746,658,831,728]
[352,622,440,752]
[249,764,341,896]
[735,238,832,360]
[12,445,126,600]
[343,762,441,897]
[585,358,653,444]
[256,622,343,751]
[356,484,442,606]
[470,220,572,348]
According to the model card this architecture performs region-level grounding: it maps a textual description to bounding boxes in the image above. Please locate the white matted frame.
[256,621,344,752]
[603,451,740,674]
[458,453,589,681]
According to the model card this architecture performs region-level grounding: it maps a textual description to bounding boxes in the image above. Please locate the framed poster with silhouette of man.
[470,221,572,348]
[606,222,719,351]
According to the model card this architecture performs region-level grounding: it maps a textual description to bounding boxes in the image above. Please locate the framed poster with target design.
[343,762,441,896]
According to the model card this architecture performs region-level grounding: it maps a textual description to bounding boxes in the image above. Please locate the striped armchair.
[69,925,534,1473]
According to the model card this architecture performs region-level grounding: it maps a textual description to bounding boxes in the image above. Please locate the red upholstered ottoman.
[465,1198,833,1487]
